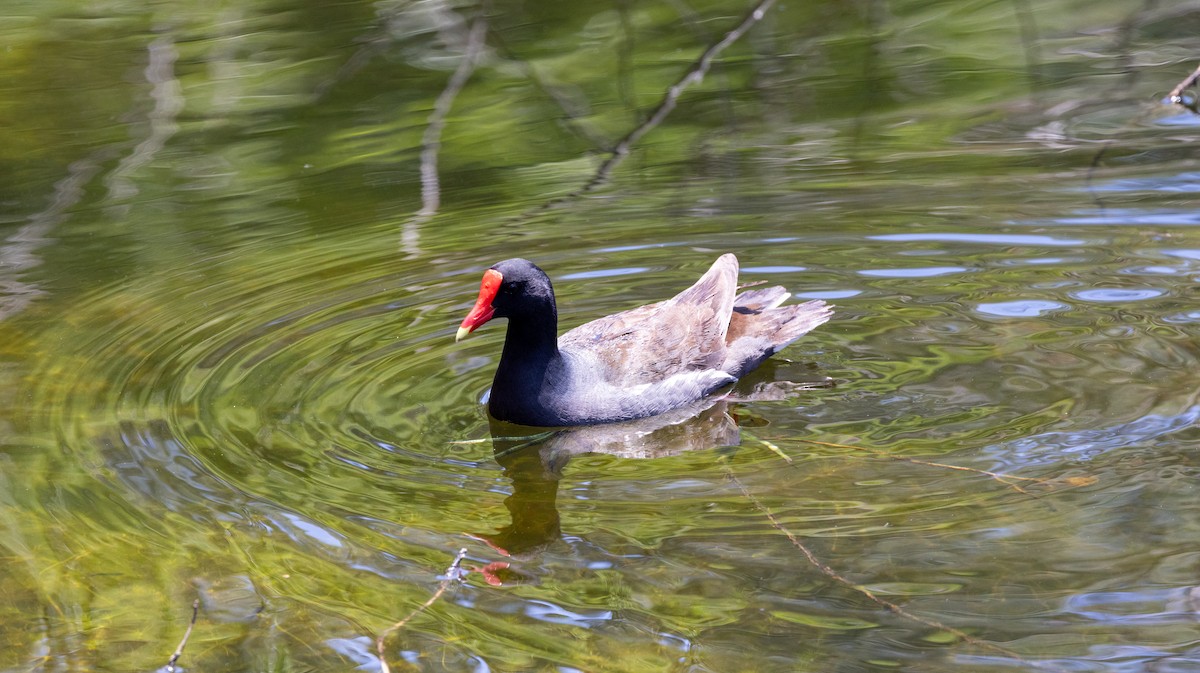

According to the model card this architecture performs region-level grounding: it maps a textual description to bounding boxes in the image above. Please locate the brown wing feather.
[558,254,739,387]
[722,292,833,378]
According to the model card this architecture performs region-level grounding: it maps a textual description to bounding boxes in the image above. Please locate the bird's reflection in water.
[474,397,740,563]
[470,359,835,569]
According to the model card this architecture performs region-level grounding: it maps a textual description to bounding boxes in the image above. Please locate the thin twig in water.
[449,432,560,444]
[448,431,561,453]
[166,599,200,673]
[1167,62,1200,113]
[377,548,470,673]
[754,436,792,464]
[490,431,564,459]
[722,465,1035,667]
[796,438,1064,495]
[1085,140,1112,211]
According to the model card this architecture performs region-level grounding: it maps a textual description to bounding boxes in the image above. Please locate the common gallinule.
[456,254,832,426]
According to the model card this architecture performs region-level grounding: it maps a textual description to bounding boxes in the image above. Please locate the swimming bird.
[456,254,831,426]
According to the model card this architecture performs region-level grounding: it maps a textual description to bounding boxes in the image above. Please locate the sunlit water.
[2,1,1200,671]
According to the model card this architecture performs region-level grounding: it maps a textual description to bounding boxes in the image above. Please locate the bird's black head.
[456,258,556,340]
[488,259,554,319]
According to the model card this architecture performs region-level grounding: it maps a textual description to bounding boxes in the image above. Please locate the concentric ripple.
[25,245,507,554]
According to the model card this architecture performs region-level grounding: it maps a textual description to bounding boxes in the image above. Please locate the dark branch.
[165,599,200,673]
[723,467,1038,668]
[518,0,779,218]
[377,548,470,673]
[592,0,778,189]
[1168,62,1200,113]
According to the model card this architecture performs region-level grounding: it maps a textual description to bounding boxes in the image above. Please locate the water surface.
[2,0,1200,671]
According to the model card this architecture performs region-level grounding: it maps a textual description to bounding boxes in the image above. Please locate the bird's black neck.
[491,300,560,406]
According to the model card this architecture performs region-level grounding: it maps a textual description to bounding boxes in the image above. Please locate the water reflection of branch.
[490,32,613,150]
[106,33,184,202]
[615,0,638,126]
[1009,0,1043,96]
[2,32,180,318]
[523,0,779,216]
[0,151,112,321]
[1108,0,1154,91]
[401,12,489,257]
[417,15,489,219]
[664,0,707,40]
[165,599,199,673]
[599,0,776,181]
[723,465,1035,668]
[314,14,397,102]
[376,547,468,673]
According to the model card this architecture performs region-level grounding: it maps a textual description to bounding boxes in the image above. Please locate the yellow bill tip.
[455,326,471,342]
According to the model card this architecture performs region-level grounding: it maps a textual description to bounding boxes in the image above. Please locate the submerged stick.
[754,436,792,464]
[796,438,1067,495]
[1167,62,1200,113]
[166,599,200,673]
[722,466,1035,667]
[377,548,470,673]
